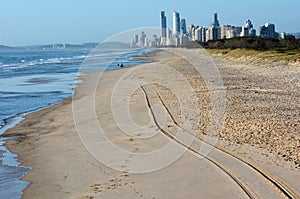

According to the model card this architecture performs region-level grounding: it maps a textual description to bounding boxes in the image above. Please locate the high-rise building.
[249,29,256,37]
[139,31,147,48]
[179,34,189,46]
[161,11,167,38]
[130,34,139,47]
[206,29,210,41]
[241,20,256,37]
[173,11,180,35]
[241,27,250,37]
[221,25,232,39]
[188,24,194,39]
[207,24,220,41]
[220,25,247,39]
[244,19,253,29]
[201,27,207,42]
[180,19,187,34]
[214,13,220,27]
[258,23,278,39]
[208,13,221,40]
[195,27,201,41]
[233,26,243,37]
[226,29,235,39]
[195,27,206,42]
[151,34,159,47]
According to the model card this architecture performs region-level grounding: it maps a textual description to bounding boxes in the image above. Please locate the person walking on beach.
[118,63,124,69]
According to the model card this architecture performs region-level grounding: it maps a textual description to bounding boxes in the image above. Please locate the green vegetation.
[207,48,300,65]
[197,36,300,65]
[199,36,300,50]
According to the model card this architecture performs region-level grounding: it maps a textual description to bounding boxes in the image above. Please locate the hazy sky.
[1,0,299,46]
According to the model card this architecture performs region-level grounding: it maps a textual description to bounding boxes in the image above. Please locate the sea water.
[0,47,153,198]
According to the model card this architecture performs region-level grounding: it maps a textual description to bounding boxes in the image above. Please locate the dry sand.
[3,48,300,198]
[213,56,300,167]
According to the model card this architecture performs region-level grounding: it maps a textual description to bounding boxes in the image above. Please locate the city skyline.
[1,0,300,46]
[162,11,284,40]
[131,10,289,48]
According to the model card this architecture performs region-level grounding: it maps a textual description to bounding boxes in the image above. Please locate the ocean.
[0,47,153,198]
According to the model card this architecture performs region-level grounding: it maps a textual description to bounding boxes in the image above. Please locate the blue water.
[0,47,153,198]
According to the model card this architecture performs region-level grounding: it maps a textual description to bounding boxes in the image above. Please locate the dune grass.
[207,48,300,66]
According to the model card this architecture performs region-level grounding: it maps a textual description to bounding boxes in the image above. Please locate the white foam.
[0,55,88,71]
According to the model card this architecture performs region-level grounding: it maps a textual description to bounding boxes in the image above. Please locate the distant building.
[179,34,189,46]
[180,19,187,34]
[244,19,253,29]
[202,27,207,42]
[161,11,167,38]
[150,34,159,47]
[130,34,139,47]
[206,29,210,42]
[258,23,279,39]
[226,29,235,39]
[139,31,147,48]
[219,21,255,40]
[152,11,286,47]
[207,24,220,41]
[160,11,167,46]
[241,20,256,37]
[206,13,221,41]
[188,24,195,39]
[214,13,220,27]
[173,34,180,46]
[151,11,190,46]
[166,28,173,46]
[249,28,256,37]
[234,26,243,37]
[195,26,206,42]
[279,32,285,39]
[221,25,232,39]
[173,11,180,35]
[195,27,201,41]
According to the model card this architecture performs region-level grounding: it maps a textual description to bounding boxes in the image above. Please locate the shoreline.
[1,48,156,198]
[3,48,300,198]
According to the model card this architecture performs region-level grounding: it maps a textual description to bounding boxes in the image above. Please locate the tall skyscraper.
[161,11,167,38]
[210,13,221,40]
[195,27,206,42]
[139,31,146,48]
[173,11,180,35]
[214,13,220,27]
[180,19,187,34]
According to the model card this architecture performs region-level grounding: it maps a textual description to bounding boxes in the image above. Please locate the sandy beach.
[4,48,300,198]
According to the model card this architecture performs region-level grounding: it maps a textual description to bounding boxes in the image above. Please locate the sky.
[1,0,299,46]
